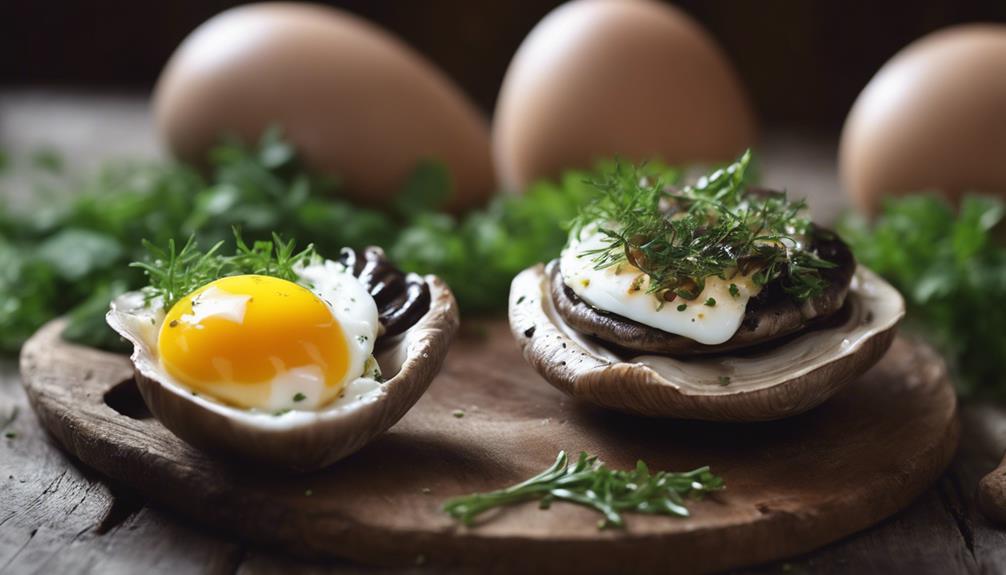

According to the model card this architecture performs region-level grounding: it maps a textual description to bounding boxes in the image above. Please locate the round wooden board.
[20,318,958,574]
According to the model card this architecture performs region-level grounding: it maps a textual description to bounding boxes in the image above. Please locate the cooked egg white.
[131,260,381,412]
[560,227,763,345]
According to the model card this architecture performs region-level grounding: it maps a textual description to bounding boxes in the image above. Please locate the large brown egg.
[840,25,1006,213]
[492,0,756,191]
[154,3,494,210]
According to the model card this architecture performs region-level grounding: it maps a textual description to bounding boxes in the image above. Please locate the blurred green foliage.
[839,195,1006,399]
[0,130,674,352]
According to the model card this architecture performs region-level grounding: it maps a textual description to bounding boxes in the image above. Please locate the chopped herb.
[516,295,526,305]
[718,375,731,386]
[452,409,465,418]
[676,304,687,312]
[133,229,317,310]
[443,451,723,529]
[168,320,178,328]
[705,297,716,307]
[272,408,290,416]
[356,335,368,344]
[729,283,740,298]
[4,432,15,439]
[293,393,306,403]
[572,151,835,303]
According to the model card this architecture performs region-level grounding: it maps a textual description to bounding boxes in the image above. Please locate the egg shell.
[153,2,495,211]
[492,0,756,191]
[840,25,1006,213]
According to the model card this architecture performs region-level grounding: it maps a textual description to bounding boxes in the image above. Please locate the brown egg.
[840,25,1006,213]
[492,0,756,191]
[153,3,494,211]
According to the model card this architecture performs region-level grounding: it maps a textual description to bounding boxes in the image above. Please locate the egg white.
[123,259,382,412]
[559,227,763,345]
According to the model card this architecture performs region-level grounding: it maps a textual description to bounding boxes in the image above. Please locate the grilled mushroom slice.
[510,264,903,421]
[551,227,856,355]
[106,251,458,472]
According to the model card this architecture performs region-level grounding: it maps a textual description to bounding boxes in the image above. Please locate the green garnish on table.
[443,451,724,529]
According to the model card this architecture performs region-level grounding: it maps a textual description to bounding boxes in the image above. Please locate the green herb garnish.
[132,229,316,310]
[293,393,306,403]
[572,151,835,303]
[443,451,723,529]
[729,283,740,298]
[839,195,1006,398]
[676,303,687,312]
[704,297,716,307]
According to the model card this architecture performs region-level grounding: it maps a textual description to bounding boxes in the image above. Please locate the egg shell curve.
[154,2,495,211]
[492,0,756,191]
[840,24,1006,213]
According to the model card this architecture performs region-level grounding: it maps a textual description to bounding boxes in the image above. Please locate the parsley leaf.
[838,195,1006,398]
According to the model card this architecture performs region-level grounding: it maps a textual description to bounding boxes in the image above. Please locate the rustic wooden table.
[1,91,1005,574]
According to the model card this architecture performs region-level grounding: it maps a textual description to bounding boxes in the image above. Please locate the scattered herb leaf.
[443,450,723,529]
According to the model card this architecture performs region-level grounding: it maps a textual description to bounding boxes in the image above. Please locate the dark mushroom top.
[337,246,430,343]
[550,226,856,356]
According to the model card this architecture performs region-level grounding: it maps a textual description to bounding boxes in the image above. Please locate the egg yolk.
[157,275,349,409]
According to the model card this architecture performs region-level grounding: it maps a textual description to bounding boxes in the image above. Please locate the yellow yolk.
[157,275,350,409]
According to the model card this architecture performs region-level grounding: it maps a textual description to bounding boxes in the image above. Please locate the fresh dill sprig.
[130,228,316,309]
[570,150,835,302]
[442,451,724,529]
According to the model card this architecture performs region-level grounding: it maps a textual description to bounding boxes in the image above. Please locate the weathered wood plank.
[952,404,1006,573]
[0,361,242,575]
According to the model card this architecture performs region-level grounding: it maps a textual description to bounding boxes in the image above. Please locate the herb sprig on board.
[572,151,836,302]
[132,230,316,309]
[443,451,724,529]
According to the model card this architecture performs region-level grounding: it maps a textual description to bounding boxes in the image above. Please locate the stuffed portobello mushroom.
[509,152,904,421]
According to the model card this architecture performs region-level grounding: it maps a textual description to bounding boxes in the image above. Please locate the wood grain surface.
[19,316,960,574]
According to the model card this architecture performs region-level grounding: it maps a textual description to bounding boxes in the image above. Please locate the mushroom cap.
[509,264,903,421]
[107,275,458,472]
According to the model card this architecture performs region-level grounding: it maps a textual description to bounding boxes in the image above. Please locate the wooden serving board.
[20,318,958,574]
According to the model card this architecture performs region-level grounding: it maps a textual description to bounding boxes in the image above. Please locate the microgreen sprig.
[443,451,724,529]
[571,151,835,301]
[131,228,316,309]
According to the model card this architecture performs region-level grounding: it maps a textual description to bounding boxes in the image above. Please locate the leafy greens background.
[1,130,1004,399]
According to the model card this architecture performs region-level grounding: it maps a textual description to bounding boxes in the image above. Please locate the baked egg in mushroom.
[509,152,904,420]
[107,236,458,470]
